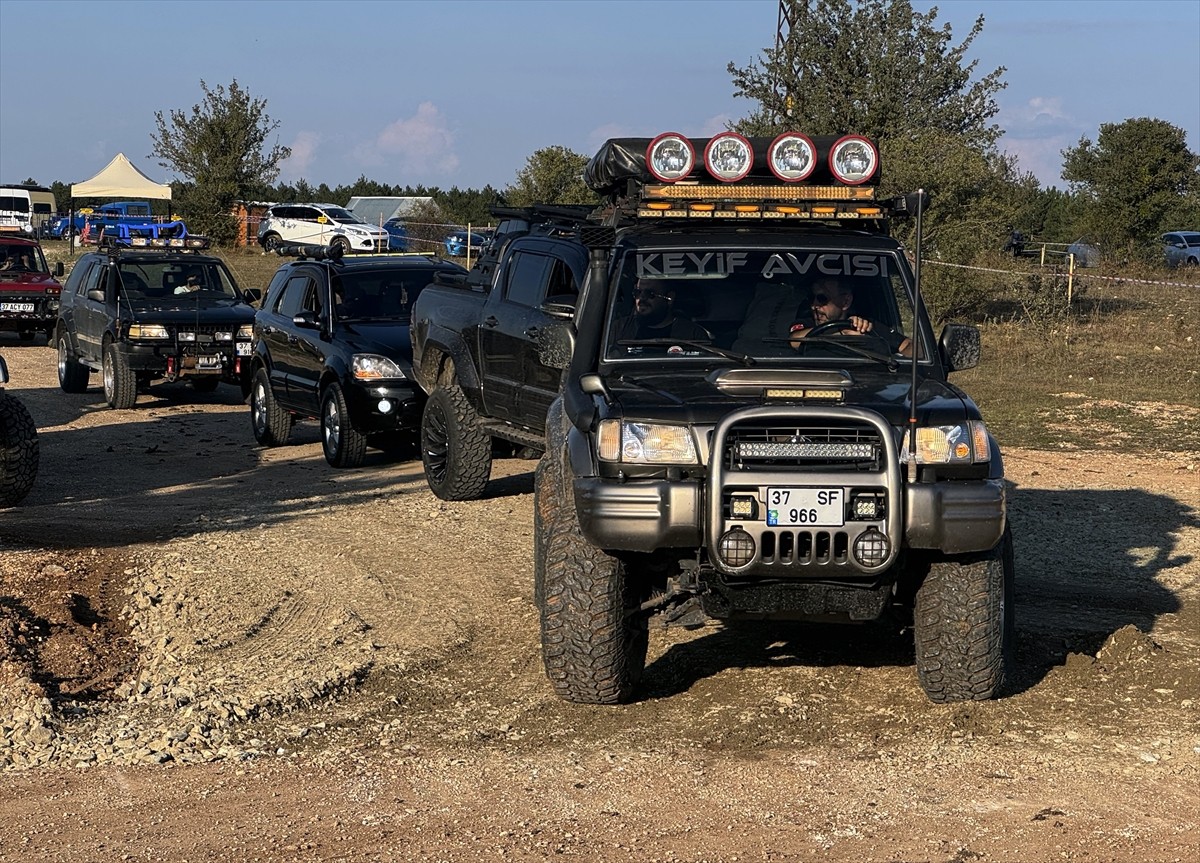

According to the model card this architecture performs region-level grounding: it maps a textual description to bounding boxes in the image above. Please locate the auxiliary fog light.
[646,133,695,182]
[718,527,756,568]
[853,528,890,567]
[730,495,757,520]
[377,399,393,414]
[851,494,881,519]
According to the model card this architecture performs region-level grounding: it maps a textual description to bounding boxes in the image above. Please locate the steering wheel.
[802,318,896,352]
[803,319,855,338]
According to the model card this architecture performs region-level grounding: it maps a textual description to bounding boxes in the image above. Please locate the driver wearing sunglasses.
[612,279,711,342]
[789,277,911,356]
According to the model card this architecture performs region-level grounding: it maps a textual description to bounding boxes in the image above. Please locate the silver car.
[1162,231,1200,268]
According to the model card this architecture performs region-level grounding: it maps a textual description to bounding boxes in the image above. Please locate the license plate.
[235,342,252,356]
[196,355,222,369]
[0,302,35,312]
[766,488,844,527]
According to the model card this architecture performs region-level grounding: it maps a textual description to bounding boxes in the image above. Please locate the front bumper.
[575,406,1006,572]
[344,381,424,434]
[119,339,254,382]
[0,294,57,331]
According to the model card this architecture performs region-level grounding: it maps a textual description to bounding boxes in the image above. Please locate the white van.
[0,185,56,237]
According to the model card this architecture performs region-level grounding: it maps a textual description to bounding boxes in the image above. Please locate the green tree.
[504,146,599,206]
[150,79,291,244]
[728,0,1006,148]
[1061,117,1200,260]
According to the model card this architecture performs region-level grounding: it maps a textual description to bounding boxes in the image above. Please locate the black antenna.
[907,189,925,485]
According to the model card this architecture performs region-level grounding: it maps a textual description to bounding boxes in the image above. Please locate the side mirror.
[537,319,575,370]
[243,288,262,305]
[86,289,106,303]
[54,262,65,277]
[292,310,319,329]
[939,323,980,372]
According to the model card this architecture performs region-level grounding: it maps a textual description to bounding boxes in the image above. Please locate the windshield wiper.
[616,338,756,365]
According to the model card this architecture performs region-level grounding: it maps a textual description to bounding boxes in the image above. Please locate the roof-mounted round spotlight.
[704,132,754,183]
[829,135,879,185]
[767,133,817,182]
[645,133,695,183]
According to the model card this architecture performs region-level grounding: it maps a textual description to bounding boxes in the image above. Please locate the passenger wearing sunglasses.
[789,277,911,356]
[612,279,711,343]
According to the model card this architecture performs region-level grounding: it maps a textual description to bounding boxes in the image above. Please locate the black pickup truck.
[411,133,1013,707]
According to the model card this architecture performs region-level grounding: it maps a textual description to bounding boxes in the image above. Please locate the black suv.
[414,133,1014,706]
[248,246,466,467]
[55,239,258,409]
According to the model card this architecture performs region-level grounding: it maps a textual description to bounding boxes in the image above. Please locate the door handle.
[523,326,540,338]
[287,335,298,345]
[484,316,499,328]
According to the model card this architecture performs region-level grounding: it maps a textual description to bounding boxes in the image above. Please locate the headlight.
[178,331,196,342]
[829,135,879,185]
[352,354,405,380]
[237,325,254,339]
[215,331,233,341]
[645,133,695,182]
[597,419,698,464]
[704,132,754,182]
[127,324,169,339]
[902,421,991,464]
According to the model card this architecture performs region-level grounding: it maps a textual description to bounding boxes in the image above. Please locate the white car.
[257,203,388,254]
[1162,231,1200,268]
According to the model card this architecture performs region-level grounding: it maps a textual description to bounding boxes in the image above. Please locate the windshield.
[117,260,242,301]
[603,246,924,363]
[0,244,49,274]
[332,267,441,321]
[322,208,361,224]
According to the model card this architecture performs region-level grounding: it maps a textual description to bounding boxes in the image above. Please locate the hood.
[0,272,63,293]
[333,320,413,362]
[603,365,975,428]
[128,297,255,326]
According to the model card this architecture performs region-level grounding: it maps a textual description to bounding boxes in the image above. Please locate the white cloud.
[357,102,459,177]
[279,131,321,181]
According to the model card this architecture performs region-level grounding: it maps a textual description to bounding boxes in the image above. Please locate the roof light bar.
[767,133,817,182]
[829,135,879,185]
[704,132,754,182]
[645,133,695,182]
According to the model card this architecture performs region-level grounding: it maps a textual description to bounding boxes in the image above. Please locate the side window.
[64,261,93,296]
[81,263,103,297]
[303,278,325,316]
[298,208,320,223]
[276,275,312,318]
[262,268,290,309]
[546,258,578,301]
[505,251,551,308]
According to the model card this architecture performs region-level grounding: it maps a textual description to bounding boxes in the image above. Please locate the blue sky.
[1,0,1197,193]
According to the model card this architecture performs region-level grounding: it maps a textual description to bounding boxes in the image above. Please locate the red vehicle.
[0,236,64,342]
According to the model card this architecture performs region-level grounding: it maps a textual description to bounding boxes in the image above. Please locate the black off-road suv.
[248,245,466,467]
[55,237,258,409]
[0,353,38,506]
[413,132,1014,706]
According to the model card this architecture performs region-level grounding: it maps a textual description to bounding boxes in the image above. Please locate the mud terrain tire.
[0,393,39,505]
[102,342,137,409]
[537,454,648,704]
[420,385,491,501]
[250,368,292,446]
[914,527,1015,702]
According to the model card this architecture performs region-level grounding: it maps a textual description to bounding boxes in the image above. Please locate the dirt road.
[1,335,1197,862]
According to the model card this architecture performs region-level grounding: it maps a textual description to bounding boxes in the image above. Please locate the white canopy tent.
[68,153,172,249]
[71,153,172,200]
